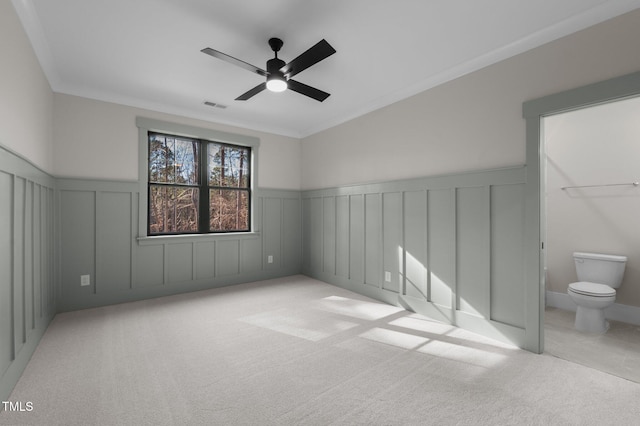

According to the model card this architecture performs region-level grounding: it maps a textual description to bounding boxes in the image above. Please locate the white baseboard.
[546,290,640,327]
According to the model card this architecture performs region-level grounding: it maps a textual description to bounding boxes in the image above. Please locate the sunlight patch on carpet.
[417,340,507,368]
[388,315,456,335]
[315,296,404,320]
[359,327,429,350]
[239,309,359,341]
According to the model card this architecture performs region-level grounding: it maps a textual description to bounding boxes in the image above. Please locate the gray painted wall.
[0,146,56,401]
[302,167,531,348]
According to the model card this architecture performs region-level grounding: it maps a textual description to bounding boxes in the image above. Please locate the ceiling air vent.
[204,101,227,109]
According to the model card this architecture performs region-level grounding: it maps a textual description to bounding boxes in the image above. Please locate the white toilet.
[567,252,627,333]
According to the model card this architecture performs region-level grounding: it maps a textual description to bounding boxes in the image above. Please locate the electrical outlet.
[385,271,391,282]
[80,274,90,286]
[267,255,273,264]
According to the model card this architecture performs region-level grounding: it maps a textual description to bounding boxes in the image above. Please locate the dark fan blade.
[235,82,267,101]
[280,39,336,79]
[201,47,268,77]
[287,79,330,102]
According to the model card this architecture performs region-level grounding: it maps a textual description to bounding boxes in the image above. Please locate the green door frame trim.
[523,70,640,354]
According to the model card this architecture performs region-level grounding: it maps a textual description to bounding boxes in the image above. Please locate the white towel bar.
[561,181,639,190]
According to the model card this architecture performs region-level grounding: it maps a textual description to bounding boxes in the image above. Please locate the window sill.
[137,231,260,245]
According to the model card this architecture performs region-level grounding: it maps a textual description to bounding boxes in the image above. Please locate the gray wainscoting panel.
[490,183,526,328]
[302,166,529,349]
[335,195,350,279]
[349,195,365,284]
[302,198,311,272]
[282,198,302,271]
[263,197,282,270]
[14,177,26,356]
[241,238,262,273]
[306,197,323,274]
[403,190,428,300]
[168,243,194,283]
[216,240,240,277]
[24,182,33,336]
[0,171,13,379]
[33,185,43,321]
[428,189,455,309]
[136,245,164,288]
[32,185,41,323]
[322,197,336,275]
[98,192,132,292]
[56,181,302,312]
[195,242,216,279]
[364,193,381,288]
[382,192,402,293]
[60,190,96,297]
[456,186,490,318]
[0,146,56,402]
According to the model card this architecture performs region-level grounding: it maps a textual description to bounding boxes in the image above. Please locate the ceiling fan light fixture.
[266,74,288,92]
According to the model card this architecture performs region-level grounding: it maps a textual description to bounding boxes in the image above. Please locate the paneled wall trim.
[1,145,56,402]
[57,179,302,312]
[302,166,531,349]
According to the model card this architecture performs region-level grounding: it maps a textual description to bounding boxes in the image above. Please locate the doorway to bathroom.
[523,71,640,360]
[540,95,640,383]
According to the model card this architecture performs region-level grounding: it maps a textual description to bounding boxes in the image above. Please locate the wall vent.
[204,101,227,109]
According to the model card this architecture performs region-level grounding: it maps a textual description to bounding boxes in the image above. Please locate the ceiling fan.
[201,38,336,102]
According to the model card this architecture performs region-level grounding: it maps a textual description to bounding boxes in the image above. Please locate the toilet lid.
[569,281,616,297]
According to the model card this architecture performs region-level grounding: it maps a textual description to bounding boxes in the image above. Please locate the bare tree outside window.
[148,132,250,235]
[208,144,250,231]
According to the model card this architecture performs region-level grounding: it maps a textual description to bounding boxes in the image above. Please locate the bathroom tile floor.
[544,307,640,383]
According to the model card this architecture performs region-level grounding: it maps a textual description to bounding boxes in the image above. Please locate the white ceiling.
[12,0,640,138]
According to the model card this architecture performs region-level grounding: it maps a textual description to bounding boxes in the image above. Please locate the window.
[147,132,251,235]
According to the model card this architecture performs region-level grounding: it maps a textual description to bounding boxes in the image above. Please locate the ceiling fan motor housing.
[266,57,287,91]
[267,58,286,77]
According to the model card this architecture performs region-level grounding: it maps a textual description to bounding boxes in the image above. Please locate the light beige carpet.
[2,275,640,425]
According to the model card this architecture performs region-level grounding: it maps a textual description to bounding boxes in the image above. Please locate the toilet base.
[574,306,609,333]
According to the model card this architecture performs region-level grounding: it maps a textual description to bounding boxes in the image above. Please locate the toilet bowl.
[567,252,626,333]
[568,282,616,333]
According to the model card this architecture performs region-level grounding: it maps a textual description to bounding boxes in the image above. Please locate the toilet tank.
[574,252,627,288]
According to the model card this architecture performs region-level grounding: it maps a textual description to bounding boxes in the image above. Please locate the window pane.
[208,144,250,188]
[174,138,199,185]
[149,133,199,185]
[209,189,249,231]
[149,134,170,183]
[149,185,199,234]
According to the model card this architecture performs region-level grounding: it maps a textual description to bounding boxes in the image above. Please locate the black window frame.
[147,131,252,236]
